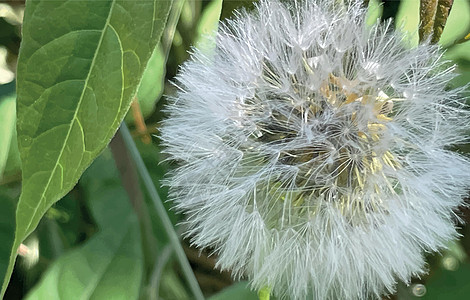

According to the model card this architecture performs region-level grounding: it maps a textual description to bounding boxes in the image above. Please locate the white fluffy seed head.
[160,0,470,299]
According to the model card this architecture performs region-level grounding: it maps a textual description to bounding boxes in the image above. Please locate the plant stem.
[110,129,159,277]
[162,0,186,62]
[258,286,270,300]
[120,122,204,300]
[148,244,173,300]
[419,0,454,43]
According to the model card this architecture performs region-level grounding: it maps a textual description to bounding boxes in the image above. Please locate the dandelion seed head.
[160,0,470,299]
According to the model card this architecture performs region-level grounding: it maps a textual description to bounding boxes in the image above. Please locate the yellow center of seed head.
[244,62,402,226]
[316,74,401,219]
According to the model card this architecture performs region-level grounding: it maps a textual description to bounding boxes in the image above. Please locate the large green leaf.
[25,151,143,300]
[1,0,173,295]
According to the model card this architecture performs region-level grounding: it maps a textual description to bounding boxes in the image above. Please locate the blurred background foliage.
[0,0,469,299]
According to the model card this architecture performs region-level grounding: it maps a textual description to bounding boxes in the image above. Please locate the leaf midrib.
[22,0,118,235]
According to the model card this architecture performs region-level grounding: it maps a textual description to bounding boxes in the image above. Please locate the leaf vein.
[106,23,125,137]
[26,29,102,67]
[23,0,118,235]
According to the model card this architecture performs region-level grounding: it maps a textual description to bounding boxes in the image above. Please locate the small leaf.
[0,94,16,179]
[194,0,223,51]
[1,0,173,295]
[125,44,166,123]
[0,85,21,181]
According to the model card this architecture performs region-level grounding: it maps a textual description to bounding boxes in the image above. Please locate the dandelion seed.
[160,1,470,299]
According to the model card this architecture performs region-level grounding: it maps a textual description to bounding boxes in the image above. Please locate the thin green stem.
[120,123,204,300]
[110,130,159,279]
[162,0,186,62]
[148,244,173,300]
[258,286,271,300]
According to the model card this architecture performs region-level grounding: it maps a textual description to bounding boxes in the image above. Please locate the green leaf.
[125,44,166,123]
[209,282,258,300]
[445,41,470,64]
[194,0,223,51]
[25,151,143,300]
[24,219,143,300]
[0,187,18,285]
[136,44,165,118]
[0,93,16,180]
[366,0,383,26]
[80,149,191,300]
[2,0,173,295]
[439,0,470,47]
[395,0,420,47]
[1,127,21,182]
[38,191,82,260]
[79,150,136,229]
[0,85,21,182]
